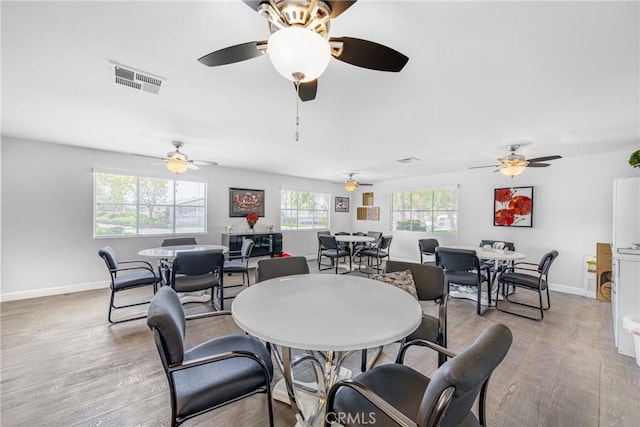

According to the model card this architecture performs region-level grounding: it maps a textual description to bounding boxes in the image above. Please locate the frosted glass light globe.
[166,159,189,174]
[499,162,528,177]
[344,180,359,192]
[268,27,331,82]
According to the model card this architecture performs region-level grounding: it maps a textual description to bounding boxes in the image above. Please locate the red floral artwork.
[495,189,513,203]
[494,209,515,226]
[509,195,533,215]
[493,187,533,227]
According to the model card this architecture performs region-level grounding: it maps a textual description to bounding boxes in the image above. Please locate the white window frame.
[280,188,330,231]
[391,186,458,234]
[93,169,207,238]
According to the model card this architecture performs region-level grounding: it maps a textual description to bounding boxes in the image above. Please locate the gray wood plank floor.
[2,261,639,426]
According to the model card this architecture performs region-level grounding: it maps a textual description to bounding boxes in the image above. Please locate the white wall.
[0,137,352,299]
[354,150,639,294]
[2,136,638,299]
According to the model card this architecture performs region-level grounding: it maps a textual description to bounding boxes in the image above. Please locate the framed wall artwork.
[335,196,349,212]
[229,188,265,217]
[493,186,534,227]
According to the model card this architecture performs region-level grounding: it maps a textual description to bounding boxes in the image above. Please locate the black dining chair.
[352,231,383,262]
[325,324,513,427]
[496,250,559,320]
[418,238,440,265]
[350,232,368,261]
[318,234,351,274]
[158,238,199,283]
[147,286,274,427]
[359,235,393,273]
[361,260,449,373]
[254,256,312,372]
[167,249,225,309]
[161,237,198,247]
[386,260,448,366]
[317,230,332,269]
[255,256,310,282]
[335,231,352,255]
[223,238,255,286]
[436,247,491,315]
[366,231,383,247]
[98,246,161,324]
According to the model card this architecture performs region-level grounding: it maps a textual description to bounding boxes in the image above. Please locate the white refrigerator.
[613,177,640,250]
[611,177,640,358]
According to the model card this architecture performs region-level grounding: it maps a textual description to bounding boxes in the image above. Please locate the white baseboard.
[1,280,109,302]
[0,274,587,303]
[548,282,586,296]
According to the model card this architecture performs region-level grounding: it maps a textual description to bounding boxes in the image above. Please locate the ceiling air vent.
[109,61,165,94]
[396,157,420,164]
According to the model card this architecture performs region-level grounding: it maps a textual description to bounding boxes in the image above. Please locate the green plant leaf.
[629,149,640,167]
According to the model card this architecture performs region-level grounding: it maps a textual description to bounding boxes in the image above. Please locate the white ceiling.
[2,0,639,184]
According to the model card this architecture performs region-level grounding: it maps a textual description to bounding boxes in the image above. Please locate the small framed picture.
[493,186,534,227]
[335,196,350,213]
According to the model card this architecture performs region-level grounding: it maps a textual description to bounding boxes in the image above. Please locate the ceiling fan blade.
[330,37,409,72]
[187,163,200,170]
[359,183,374,186]
[193,160,218,166]
[132,153,163,161]
[241,0,264,12]
[296,79,318,102]
[526,155,562,163]
[197,41,266,67]
[325,0,358,19]
[468,165,499,169]
[526,163,551,168]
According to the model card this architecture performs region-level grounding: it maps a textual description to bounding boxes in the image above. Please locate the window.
[391,186,458,234]
[280,189,330,230]
[94,171,206,237]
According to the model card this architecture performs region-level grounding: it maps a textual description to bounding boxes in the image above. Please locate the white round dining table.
[232,273,420,351]
[333,235,376,245]
[138,244,229,259]
[442,245,526,264]
[333,235,375,271]
[138,244,229,304]
[232,273,422,426]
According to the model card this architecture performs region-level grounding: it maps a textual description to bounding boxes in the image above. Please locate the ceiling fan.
[469,144,562,177]
[197,0,409,102]
[340,173,373,192]
[148,141,217,174]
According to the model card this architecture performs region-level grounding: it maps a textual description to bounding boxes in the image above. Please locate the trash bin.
[622,315,640,367]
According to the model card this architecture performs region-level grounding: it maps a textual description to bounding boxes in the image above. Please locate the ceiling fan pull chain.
[295,88,300,142]
[293,72,304,142]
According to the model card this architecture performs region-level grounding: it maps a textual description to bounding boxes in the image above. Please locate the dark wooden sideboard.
[222,232,283,258]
